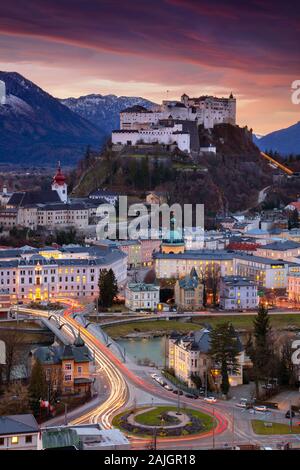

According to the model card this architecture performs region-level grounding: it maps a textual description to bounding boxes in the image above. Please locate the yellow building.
[168,329,244,389]
[32,335,92,396]
[174,268,203,310]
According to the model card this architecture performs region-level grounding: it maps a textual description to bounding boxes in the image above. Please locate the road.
[18,304,230,448]
[17,303,300,449]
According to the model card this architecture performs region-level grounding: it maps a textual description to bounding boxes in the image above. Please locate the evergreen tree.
[247,305,272,398]
[28,360,48,416]
[209,323,240,396]
[98,268,118,308]
[288,208,299,230]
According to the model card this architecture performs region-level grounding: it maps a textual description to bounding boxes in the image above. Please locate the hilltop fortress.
[112,93,236,154]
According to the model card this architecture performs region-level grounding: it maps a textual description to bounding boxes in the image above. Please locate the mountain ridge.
[60,93,156,135]
[254,121,300,155]
[0,71,105,165]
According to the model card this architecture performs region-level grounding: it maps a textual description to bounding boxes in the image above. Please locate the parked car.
[285,410,295,419]
[185,393,197,399]
[253,405,268,412]
[151,373,158,380]
[164,384,173,391]
[173,390,183,395]
[204,397,217,404]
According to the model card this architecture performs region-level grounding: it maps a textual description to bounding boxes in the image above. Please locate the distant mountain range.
[60,94,155,135]
[253,121,300,155]
[0,72,154,166]
[0,71,106,165]
[0,71,299,165]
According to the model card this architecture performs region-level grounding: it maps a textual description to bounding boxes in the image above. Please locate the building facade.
[174,268,203,310]
[154,250,291,289]
[168,328,244,389]
[125,282,160,311]
[0,245,127,302]
[32,337,92,396]
[219,276,258,310]
[287,265,300,303]
[112,123,190,153]
[0,414,39,451]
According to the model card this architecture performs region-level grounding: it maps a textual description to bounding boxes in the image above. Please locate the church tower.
[52,162,67,202]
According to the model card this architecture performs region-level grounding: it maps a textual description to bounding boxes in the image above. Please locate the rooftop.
[0,414,39,436]
[127,282,159,292]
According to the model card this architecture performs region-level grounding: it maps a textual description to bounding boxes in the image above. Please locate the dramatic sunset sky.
[0,0,299,134]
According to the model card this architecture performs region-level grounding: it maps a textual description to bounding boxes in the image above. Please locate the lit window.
[11,436,19,444]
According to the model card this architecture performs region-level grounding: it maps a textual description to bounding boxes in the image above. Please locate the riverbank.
[102,314,300,340]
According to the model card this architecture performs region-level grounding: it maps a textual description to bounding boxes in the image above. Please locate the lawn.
[112,406,215,437]
[103,314,300,338]
[103,320,200,338]
[252,419,300,435]
[135,406,214,429]
[190,314,300,331]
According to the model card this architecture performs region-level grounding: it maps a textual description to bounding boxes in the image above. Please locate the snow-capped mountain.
[60,94,156,134]
[0,72,105,165]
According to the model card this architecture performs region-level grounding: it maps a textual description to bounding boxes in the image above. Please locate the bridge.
[9,307,75,345]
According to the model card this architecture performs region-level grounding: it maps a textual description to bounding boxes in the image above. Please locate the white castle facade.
[0,80,6,105]
[112,93,236,154]
[112,122,190,153]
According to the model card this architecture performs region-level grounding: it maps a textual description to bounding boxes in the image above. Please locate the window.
[0,437,4,446]
[25,435,32,444]
[11,436,19,445]
[64,374,72,382]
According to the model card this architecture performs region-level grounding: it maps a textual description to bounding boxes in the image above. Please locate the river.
[117,336,167,367]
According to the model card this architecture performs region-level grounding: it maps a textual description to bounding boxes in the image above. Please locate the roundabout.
[113,405,216,438]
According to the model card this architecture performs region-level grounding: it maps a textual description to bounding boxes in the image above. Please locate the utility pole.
[232,407,235,448]
[212,407,215,449]
[289,399,293,432]
[64,403,68,426]
[205,363,208,398]
[177,391,181,414]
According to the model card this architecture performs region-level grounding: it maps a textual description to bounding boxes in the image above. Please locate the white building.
[256,240,300,262]
[153,250,291,289]
[0,245,127,302]
[181,93,236,129]
[125,282,160,311]
[287,265,300,303]
[168,328,244,389]
[120,93,236,131]
[0,414,40,451]
[88,189,119,205]
[219,276,258,310]
[0,80,6,105]
[112,123,190,153]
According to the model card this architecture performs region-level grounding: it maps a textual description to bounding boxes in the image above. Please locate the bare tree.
[0,329,26,385]
[0,382,30,415]
[205,264,221,306]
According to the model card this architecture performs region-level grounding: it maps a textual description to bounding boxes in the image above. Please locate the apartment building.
[154,250,291,289]
[0,245,127,302]
[168,328,244,389]
[219,276,258,310]
[125,282,160,311]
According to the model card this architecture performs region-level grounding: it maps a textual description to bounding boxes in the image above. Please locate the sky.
[0,0,299,134]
